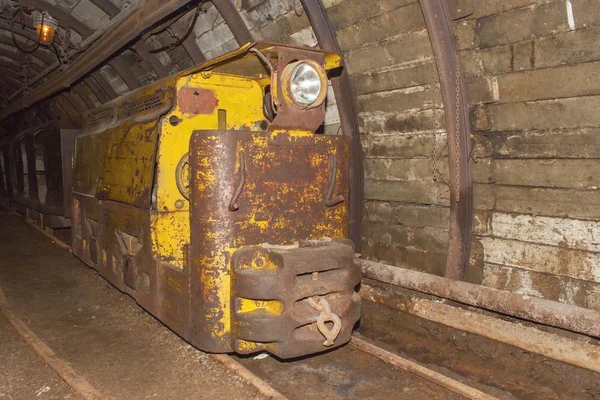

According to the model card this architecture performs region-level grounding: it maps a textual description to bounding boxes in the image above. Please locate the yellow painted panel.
[150,211,189,269]
[237,298,284,317]
[151,72,265,267]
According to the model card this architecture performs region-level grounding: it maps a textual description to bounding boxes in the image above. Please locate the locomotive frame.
[0,121,80,229]
[70,42,361,359]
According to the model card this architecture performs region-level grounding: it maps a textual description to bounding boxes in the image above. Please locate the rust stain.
[177,86,218,115]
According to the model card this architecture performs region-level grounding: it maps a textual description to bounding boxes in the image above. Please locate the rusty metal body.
[71,43,361,358]
[0,122,80,227]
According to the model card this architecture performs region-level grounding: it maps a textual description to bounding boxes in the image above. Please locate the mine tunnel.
[0,0,598,399]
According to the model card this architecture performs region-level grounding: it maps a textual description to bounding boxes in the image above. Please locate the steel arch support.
[420,0,473,280]
[300,0,364,250]
[212,0,252,44]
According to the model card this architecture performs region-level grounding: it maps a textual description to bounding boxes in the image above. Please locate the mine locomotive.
[68,43,361,358]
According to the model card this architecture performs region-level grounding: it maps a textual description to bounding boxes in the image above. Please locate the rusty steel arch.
[420,0,473,281]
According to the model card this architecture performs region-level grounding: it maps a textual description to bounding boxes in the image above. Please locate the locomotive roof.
[83,42,342,123]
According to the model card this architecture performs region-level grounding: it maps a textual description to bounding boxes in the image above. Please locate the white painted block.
[492,212,600,253]
[480,237,600,283]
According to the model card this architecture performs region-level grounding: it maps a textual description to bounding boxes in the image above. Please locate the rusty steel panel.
[189,129,360,357]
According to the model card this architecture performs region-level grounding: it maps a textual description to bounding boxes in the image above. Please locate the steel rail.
[14,211,507,399]
[360,281,600,374]
[212,0,253,44]
[361,259,600,338]
[351,337,499,400]
[420,0,473,280]
[14,211,287,400]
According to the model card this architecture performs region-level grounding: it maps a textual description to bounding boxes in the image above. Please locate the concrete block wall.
[55,0,600,311]
[317,0,599,311]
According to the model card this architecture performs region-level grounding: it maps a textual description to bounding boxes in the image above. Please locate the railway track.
[1,213,501,400]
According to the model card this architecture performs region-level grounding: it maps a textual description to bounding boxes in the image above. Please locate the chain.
[430,63,448,187]
[454,51,462,203]
[308,296,342,347]
[58,27,72,72]
[20,53,31,94]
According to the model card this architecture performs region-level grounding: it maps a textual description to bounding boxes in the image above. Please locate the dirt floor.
[0,210,464,399]
[1,209,598,399]
[358,280,600,400]
[0,211,264,400]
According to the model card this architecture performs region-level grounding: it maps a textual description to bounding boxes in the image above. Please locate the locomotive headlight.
[290,63,322,106]
[281,60,327,108]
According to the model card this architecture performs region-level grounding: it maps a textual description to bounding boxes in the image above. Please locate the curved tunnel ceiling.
[0,0,340,126]
[0,0,474,275]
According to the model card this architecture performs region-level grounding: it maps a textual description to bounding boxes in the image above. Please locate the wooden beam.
[0,0,191,119]
[89,0,121,19]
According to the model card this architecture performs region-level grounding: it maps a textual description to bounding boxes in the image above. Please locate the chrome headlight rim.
[281,59,328,109]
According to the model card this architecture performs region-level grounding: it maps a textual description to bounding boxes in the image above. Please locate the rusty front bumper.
[188,130,361,358]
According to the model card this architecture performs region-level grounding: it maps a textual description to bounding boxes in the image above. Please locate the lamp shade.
[33,11,58,46]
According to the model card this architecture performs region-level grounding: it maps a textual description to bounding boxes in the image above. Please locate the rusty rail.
[361,260,600,338]
[212,0,253,44]
[420,0,473,280]
[361,282,600,374]
[351,336,499,399]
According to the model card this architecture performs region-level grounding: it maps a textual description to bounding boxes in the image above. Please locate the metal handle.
[324,154,344,207]
[228,151,246,211]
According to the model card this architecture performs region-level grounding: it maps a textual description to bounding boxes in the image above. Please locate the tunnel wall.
[5,0,599,311]
[329,0,600,310]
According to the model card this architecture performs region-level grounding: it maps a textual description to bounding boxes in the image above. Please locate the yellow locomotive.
[71,43,361,358]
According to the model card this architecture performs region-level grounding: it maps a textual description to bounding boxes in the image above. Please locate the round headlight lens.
[290,63,322,106]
